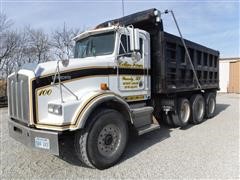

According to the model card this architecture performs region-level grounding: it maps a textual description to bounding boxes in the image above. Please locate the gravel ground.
[0,93,239,179]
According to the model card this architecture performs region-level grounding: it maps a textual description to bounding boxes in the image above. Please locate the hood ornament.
[14,62,20,81]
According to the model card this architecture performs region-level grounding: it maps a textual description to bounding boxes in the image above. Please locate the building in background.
[219,57,240,93]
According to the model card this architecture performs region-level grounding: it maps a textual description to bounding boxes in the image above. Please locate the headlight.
[48,104,62,115]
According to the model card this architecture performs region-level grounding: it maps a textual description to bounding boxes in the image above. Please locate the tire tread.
[74,130,94,168]
[204,92,216,118]
[190,94,205,124]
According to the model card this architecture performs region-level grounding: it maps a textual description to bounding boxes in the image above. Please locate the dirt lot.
[0,93,239,179]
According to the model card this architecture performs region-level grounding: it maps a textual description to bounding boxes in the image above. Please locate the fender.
[34,91,132,131]
[73,92,133,130]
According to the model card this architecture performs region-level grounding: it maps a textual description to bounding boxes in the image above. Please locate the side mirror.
[129,27,140,51]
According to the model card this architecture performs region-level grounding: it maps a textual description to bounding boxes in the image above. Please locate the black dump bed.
[97,8,219,94]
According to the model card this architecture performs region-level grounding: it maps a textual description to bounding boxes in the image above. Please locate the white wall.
[219,61,230,92]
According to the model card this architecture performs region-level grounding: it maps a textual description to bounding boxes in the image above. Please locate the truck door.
[113,32,150,101]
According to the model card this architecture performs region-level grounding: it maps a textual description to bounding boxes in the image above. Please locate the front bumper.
[8,119,60,155]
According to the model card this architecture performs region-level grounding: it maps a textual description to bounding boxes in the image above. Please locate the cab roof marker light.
[154,10,159,16]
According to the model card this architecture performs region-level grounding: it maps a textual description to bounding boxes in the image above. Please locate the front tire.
[74,109,128,170]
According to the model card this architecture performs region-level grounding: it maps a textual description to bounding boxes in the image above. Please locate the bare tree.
[25,26,51,63]
[51,23,81,60]
[0,13,19,98]
[0,13,12,33]
[0,13,84,101]
[13,30,30,66]
[0,31,22,71]
[0,13,17,68]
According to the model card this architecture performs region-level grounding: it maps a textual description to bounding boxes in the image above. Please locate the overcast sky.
[1,0,239,58]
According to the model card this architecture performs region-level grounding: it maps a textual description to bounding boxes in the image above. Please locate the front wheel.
[74,109,128,170]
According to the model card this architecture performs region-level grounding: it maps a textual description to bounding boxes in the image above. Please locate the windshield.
[74,31,115,58]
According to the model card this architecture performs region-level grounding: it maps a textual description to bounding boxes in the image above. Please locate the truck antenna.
[162,10,202,89]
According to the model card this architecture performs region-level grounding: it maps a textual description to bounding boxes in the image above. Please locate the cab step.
[137,123,160,136]
[131,106,160,135]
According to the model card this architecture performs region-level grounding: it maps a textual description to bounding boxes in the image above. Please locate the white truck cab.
[29,25,151,131]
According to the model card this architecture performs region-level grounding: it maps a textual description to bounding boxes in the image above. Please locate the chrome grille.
[8,74,29,124]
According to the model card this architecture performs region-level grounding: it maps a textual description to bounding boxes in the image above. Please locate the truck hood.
[22,56,114,78]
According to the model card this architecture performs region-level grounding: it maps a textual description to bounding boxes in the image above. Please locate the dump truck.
[8,8,219,169]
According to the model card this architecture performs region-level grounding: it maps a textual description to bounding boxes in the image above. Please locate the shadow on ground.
[58,125,172,168]
[57,103,230,168]
[180,103,230,130]
[120,125,172,163]
[215,103,230,116]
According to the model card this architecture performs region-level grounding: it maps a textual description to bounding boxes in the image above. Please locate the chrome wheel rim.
[180,102,190,123]
[97,124,121,157]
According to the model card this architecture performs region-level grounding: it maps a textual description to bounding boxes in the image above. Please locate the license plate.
[35,137,50,149]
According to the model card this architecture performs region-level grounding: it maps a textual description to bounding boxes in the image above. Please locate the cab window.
[74,32,115,58]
